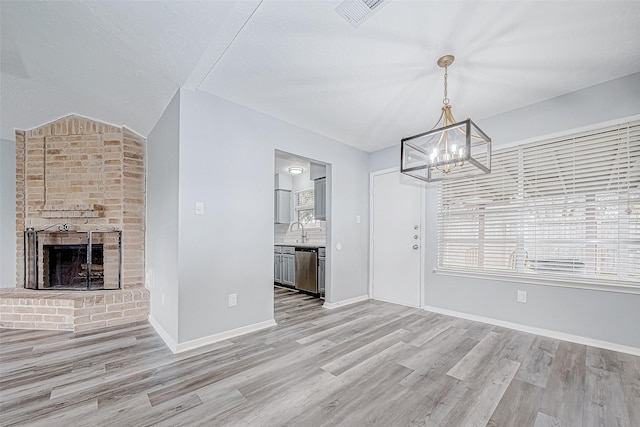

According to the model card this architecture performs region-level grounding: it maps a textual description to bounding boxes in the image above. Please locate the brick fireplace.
[0,115,149,332]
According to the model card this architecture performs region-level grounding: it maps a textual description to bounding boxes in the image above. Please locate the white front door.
[371,170,423,307]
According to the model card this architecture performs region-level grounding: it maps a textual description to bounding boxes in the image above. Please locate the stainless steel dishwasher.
[295,248,318,293]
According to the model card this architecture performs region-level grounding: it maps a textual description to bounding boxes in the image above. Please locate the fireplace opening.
[44,244,104,290]
[25,229,122,291]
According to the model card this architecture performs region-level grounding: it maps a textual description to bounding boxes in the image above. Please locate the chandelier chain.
[443,65,449,105]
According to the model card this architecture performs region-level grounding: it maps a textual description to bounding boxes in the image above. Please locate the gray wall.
[0,139,16,288]
[147,88,370,344]
[370,72,640,348]
[480,72,640,147]
[147,91,181,342]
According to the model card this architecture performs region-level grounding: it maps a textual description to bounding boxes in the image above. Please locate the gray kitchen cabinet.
[314,178,326,221]
[282,253,295,287]
[275,246,295,287]
[318,247,325,296]
[310,162,326,180]
[274,247,282,283]
[274,190,291,224]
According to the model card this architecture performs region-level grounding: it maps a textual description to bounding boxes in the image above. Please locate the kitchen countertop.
[275,243,325,248]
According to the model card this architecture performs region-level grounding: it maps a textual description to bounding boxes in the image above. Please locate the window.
[438,120,640,289]
[295,189,318,226]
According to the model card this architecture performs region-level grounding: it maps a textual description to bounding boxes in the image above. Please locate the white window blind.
[438,120,640,288]
[296,189,314,208]
[295,189,318,226]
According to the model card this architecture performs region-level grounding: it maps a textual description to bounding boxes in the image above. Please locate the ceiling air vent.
[336,0,388,28]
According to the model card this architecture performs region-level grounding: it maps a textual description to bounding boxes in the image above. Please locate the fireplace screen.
[24,229,121,290]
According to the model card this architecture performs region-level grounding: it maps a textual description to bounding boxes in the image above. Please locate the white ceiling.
[2,1,639,152]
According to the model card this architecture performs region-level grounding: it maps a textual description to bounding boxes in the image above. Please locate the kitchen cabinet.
[274,190,291,224]
[310,162,326,180]
[274,246,295,287]
[274,173,293,191]
[314,177,326,221]
[318,247,325,296]
[282,253,295,286]
[274,253,282,283]
[274,246,282,283]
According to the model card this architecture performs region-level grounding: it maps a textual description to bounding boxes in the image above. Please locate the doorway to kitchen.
[370,168,423,307]
[274,150,330,308]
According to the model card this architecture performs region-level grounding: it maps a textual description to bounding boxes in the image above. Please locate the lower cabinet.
[282,254,295,287]
[274,246,295,287]
[318,247,325,296]
[274,253,282,283]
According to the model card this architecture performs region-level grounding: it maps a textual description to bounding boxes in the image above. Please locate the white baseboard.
[148,315,179,353]
[370,296,421,308]
[422,305,640,357]
[149,316,277,354]
[323,294,369,310]
[174,319,277,354]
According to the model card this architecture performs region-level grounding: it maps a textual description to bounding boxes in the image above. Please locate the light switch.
[356,215,361,224]
[517,290,527,303]
[195,202,204,215]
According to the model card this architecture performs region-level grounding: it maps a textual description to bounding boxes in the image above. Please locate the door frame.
[369,167,426,308]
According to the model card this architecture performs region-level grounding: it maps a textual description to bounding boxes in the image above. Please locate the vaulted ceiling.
[2,1,639,152]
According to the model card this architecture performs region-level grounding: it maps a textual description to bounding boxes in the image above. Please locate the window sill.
[432,268,640,295]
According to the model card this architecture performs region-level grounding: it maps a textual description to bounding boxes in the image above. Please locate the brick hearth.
[0,288,149,332]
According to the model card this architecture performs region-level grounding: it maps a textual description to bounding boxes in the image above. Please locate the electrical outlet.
[517,290,527,303]
[228,293,237,307]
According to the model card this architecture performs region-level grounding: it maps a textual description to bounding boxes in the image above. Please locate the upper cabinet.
[310,162,326,180]
[274,173,293,191]
[314,177,326,221]
[275,173,293,224]
[310,162,327,221]
[275,190,291,224]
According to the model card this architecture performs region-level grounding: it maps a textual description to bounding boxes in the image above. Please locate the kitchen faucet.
[289,221,307,243]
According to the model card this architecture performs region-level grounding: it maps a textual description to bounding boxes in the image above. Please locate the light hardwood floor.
[1,287,639,426]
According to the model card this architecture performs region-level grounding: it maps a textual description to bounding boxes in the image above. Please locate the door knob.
[413,244,419,250]
[414,235,419,239]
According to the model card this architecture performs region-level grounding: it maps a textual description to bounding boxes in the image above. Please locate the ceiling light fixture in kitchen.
[400,55,491,182]
[288,167,304,175]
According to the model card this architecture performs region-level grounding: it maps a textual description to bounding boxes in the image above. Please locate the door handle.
[414,235,419,239]
[413,244,419,250]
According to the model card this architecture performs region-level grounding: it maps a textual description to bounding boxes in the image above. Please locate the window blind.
[296,189,314,208]
[438,120,640,288]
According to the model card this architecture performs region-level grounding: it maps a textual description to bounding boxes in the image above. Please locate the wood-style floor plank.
[515,335,560,388]
[539,341,588,426]
[583,366,631,427]
[1,287,638,426]
[488,379,545,427]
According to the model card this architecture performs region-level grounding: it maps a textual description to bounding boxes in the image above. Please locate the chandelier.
[401,55,491,182]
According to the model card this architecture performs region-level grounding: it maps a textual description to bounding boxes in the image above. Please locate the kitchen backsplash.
[274,222,326,246]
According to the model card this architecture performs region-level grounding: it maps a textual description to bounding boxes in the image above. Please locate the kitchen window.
[437,119,640,290]
[295,189,319,227]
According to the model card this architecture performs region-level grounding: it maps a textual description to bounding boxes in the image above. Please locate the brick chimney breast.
[15,114,146,290]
